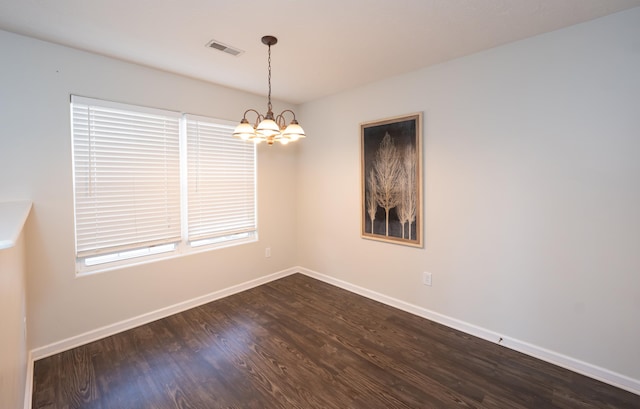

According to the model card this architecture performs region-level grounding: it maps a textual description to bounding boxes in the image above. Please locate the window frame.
[71,96,258,275]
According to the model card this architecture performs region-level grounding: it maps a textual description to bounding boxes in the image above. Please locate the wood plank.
[32,274,640,408]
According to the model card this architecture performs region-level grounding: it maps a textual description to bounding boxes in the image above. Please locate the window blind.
[71,96,182,258]
[185,114,256,242]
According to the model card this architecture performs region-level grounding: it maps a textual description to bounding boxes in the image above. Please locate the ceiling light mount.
[261,35,277,47]
[233,35,305,146]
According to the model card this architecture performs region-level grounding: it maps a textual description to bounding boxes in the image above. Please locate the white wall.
[0,30,299,350]
[2,6,640,397]
[0,230,28,409]
[297,8,640,383]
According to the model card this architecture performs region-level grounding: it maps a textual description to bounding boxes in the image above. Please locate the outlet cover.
[423,272,432,286]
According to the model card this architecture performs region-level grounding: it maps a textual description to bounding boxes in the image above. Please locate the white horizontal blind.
[185,114,256,242]
[71,96,182,258]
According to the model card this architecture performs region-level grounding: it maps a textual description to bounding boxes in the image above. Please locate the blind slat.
[185,115,256,242]
[72,96,181,257]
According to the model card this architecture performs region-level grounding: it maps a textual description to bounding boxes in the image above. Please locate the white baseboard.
[30,267,297,361]
[296,266,640,396]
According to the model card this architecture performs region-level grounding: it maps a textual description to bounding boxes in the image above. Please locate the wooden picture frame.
[361,113,422,247]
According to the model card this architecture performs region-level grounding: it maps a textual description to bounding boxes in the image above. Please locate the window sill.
[75,234,258,277]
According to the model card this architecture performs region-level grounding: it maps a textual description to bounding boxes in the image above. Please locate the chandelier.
[233,35,306,146]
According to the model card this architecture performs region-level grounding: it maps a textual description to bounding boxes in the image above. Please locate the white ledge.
[0,201,32,250]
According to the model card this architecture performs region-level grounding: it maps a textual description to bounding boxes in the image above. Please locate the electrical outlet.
[265,247,271,258]
[422,272,432,286]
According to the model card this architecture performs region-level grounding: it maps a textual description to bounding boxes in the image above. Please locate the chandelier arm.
[242,109,264,127]
[278,109,297,121]
[273,114,284,130]
[275,110,296,129]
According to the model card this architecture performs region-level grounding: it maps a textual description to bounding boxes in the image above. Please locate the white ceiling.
[1,0,639,104]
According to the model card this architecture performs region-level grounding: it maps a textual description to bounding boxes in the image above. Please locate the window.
[185,114,256,246]
[71,96,257,273]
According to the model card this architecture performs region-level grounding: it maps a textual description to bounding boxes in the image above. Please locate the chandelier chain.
[267,43,272,112]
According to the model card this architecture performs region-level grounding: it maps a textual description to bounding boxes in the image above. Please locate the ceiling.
[1,0,639,104]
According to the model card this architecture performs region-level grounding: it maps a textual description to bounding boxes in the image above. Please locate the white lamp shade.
[283,122,305,139]
[233,121,256,140]
[256,118,281,138]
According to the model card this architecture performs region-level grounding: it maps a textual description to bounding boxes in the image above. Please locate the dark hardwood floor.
[32,273,640,408]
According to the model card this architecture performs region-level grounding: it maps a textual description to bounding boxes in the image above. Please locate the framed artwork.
[361,113,422,247]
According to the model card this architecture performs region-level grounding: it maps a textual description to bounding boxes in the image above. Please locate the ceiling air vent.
[205,39,244,56]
